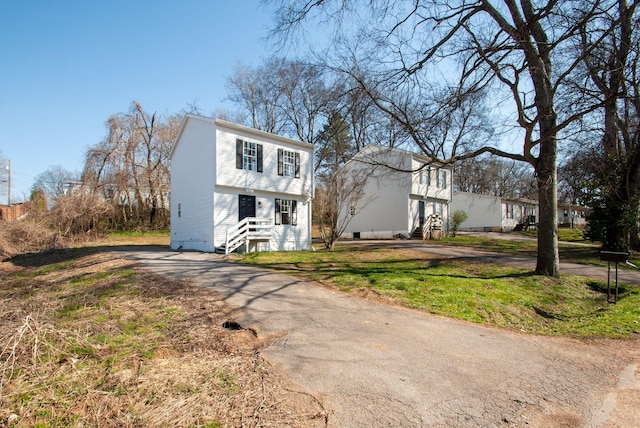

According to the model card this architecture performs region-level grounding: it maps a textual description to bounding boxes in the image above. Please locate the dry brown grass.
[0,249,326,427]
[0,220,63,260]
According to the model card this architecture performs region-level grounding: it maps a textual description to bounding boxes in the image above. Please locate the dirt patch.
[0,249,327,427]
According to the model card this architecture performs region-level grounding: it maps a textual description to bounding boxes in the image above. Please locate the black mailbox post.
[600,251,629,303]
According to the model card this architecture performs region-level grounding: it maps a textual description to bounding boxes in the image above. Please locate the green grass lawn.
[440,231,640,267]
[521,227,590,242]
[234,246,640,338]
[93,230,171,246]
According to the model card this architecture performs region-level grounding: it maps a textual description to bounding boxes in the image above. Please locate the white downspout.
[448,166,453,235]
[309,148,315,249]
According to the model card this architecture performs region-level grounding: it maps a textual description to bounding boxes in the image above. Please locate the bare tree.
[558,148,599,206]
[226,60,286,134]
[315,168,375,249]
[575,0,640,251]
[226,57,340,145]
[82,101,178,229]
[314,110,372,248]
[31,165,76,208]
[456,156,537,199]
[268,0,621,277]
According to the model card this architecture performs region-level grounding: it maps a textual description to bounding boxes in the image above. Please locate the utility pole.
[7,160,10,206]
[2,160,10,206]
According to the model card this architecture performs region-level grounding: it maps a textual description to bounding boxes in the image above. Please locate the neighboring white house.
[169,115,314,253]
[451,191,539,232]
[558,204,590,228]
[341,145,453,240]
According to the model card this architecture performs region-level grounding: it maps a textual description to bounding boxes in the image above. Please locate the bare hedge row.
[0,195,169,260]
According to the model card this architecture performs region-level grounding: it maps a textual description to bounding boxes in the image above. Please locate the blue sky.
[0,0,277,201]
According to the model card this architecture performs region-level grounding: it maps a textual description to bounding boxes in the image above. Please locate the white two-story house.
[451,191,539,232]
[170,115,314,253]
[341,145,453,240]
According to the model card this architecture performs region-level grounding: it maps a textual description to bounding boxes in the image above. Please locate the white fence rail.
[422,214,443,240]
[224,217,273,254]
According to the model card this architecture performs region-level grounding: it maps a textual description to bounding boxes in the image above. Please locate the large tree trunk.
[535,131,560,277]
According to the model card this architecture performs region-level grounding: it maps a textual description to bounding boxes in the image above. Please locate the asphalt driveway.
[124,247,640,427]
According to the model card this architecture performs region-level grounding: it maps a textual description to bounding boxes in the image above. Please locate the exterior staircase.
[216,217,273,254]
[412,214,444,240]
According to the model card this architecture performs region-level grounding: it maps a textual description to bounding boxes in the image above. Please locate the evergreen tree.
[315,111,355,176]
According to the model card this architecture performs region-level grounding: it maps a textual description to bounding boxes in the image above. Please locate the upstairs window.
[275,198,298,226]
[437,169,447,188]
[278,149,300,178]
[244,141,257,170]
[419,166,430,185]
[236,139,263,172]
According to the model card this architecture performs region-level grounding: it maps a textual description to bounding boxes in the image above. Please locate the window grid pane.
[243,141,257,171]
[437,169,446,188]
[283,150,295,177]
[281,199,291,224]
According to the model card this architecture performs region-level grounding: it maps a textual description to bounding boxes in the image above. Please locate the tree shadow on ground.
[7,245,169,268]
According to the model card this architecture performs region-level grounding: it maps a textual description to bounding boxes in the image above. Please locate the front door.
[238,194,256,221]
[419,200,426,227]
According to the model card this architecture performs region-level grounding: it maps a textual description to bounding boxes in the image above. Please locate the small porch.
[216,217,273,254]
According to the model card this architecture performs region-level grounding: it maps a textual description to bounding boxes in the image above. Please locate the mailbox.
[600,251,630,303]
[600,251,629,263]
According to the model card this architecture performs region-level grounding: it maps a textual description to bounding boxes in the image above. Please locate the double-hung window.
[437,169,447,188]
[236,139,263,172]
[278,149,300,178]
[244,141,257,170]
[434,202,442,216]
[275,198,297,226]
[283,150,295,177]
[419,166,429,185]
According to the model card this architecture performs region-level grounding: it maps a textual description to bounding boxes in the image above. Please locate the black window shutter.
[257,144,263,173]
[294,152,300,178]
[236,139,243,169]
[291,200,297,226]
[274,198,281,225]
[277,149,283,176]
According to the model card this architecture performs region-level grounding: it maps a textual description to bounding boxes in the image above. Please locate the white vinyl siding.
[170,117,216,251]
[342,145,453,239]
[171,115,313,252]
[218,128,311,195]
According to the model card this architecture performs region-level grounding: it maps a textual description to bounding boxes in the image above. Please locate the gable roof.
[346,144,451,170]
[454,191,538,206]
[170,114,313,159]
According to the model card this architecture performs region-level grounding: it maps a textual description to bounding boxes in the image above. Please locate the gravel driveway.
[124,247,640,427]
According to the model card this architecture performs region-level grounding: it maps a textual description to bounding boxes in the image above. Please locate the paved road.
[124,247,640,427]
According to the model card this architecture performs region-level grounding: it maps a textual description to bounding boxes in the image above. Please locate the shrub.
[451,210,468,237]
